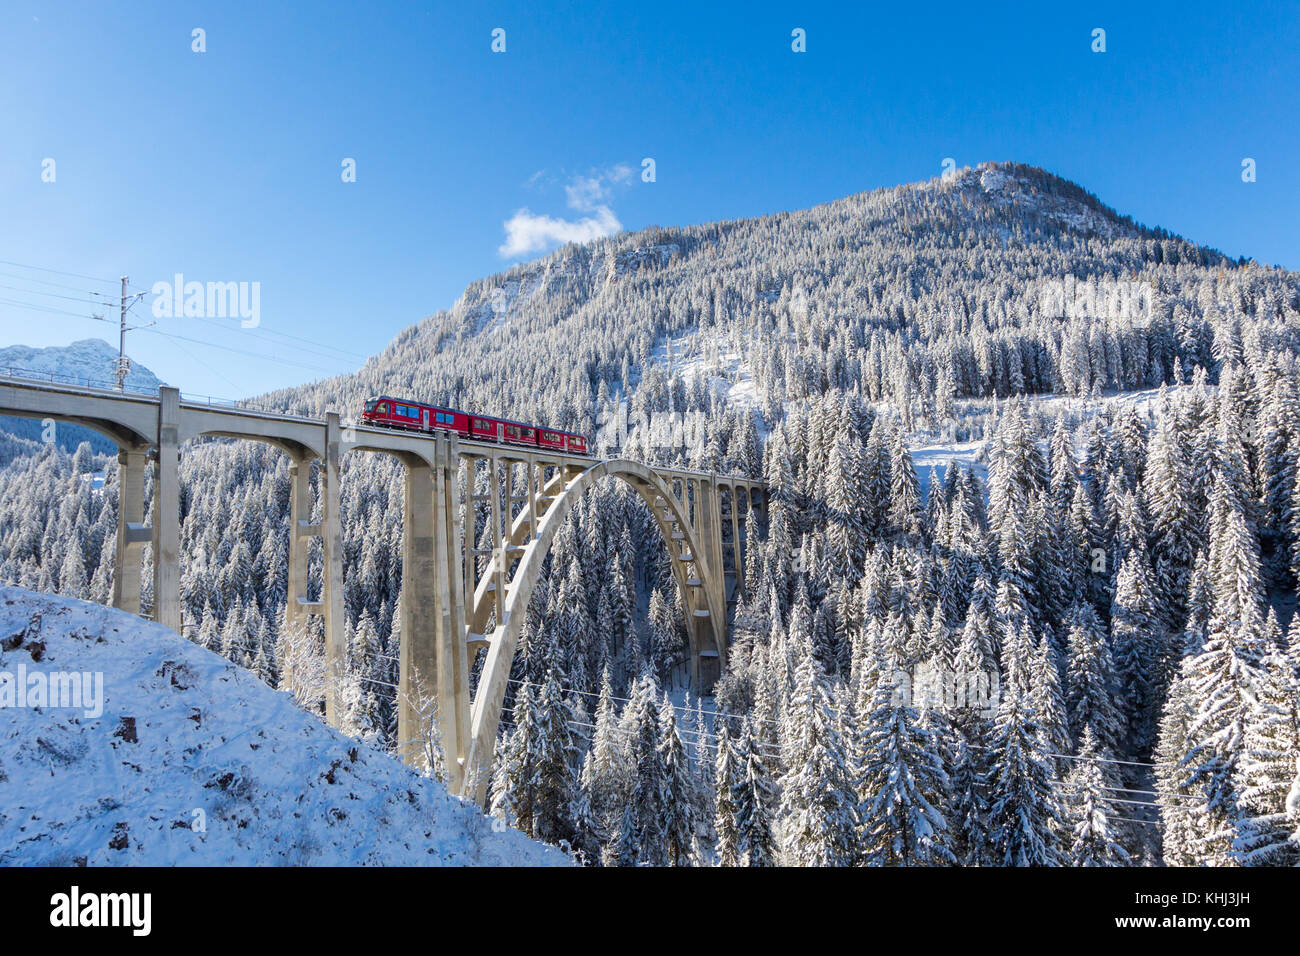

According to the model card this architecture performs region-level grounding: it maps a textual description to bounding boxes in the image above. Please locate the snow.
[909,441,987,500]
[650,331,764,420]
[0,338,164,391]
[974,164,1135,239]
[0,586,567,866]
[904,385,1205,499]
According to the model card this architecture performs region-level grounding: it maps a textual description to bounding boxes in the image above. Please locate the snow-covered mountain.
[0,586,566,866]
[0,338,164,392]
[254,160,1268,451]
[0,339,164,459]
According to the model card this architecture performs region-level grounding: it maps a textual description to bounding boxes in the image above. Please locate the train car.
[498,419,539,448]
[536,426,568,452]
[360,395,590,456]
[362,396,470,436]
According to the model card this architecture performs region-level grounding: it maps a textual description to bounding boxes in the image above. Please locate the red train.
[361,395,589,455]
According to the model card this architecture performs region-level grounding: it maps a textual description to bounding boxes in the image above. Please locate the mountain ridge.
[0,339,164,459]
[248,158,1281,455]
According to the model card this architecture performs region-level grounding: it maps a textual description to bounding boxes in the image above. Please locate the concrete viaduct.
[0,373,764,800]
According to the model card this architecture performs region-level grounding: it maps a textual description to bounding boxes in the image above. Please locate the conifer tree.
[1064,727,1132,866]
[986,685,1065,866]
[579,667,626,843]
[657,693,696,865]
[778,652,858,866]
[713,720,743,867]
[856,677,955,865]
[736,715,776,866]
[1064,602,1123,756]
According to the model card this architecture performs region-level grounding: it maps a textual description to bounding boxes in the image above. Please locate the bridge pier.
[397,459,438,771]
[321,413,346,727]
[282,455,314,696]
[278,420,346,728]
[112,447,149,616]
[434,434,470,791]
[728,486,744,603]
[152,387,181,633]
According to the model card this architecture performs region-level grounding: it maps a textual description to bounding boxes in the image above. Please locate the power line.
[0,295,112,323]
[139,326,348,377]
[2,258,365,376]
[0,269,116,295]
[0,257,119,285]
[0,280,117,306]
[123,277,370,362]
[174,311,365,367]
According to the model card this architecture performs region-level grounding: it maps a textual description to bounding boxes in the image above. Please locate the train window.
[436,412,454,425]
[377,402,388,414]
[474,418,493,430]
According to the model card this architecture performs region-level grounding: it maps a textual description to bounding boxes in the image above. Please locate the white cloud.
[499,205,622,258]
[499,165,632,258]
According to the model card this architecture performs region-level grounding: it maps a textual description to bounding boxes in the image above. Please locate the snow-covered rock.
[0,586,566,866]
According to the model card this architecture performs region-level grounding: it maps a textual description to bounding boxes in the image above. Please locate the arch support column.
[322,414,346,726]
[113,447,149,615]
[435,434,470,792]
[693,476,728,693]
[152,387,181,632]
[397,460,438,769]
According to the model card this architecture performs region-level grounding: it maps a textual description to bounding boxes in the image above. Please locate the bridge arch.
[0,392,157,450]
[462,457,727,801]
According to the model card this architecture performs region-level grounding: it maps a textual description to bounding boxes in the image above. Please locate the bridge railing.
[177,391,319,421]
[0,364,314,420]
[0,364,160,398]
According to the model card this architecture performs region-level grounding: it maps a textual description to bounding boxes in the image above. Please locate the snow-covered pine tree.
[855,675,955,865]
[656,692,697,865]
[778,649,858,866]
[1064,602,1123,757]
[713,719,743,866]
[986,683,1066,866]
[735,715,776,866]
[1062,726,1131,866]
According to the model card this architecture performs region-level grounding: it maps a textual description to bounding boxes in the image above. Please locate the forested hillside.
[2,161,1299,865]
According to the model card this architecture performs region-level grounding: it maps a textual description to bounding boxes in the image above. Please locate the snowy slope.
[0,587,567,866]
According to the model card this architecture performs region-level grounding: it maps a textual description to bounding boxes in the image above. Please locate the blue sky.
[1,0,1296,398]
